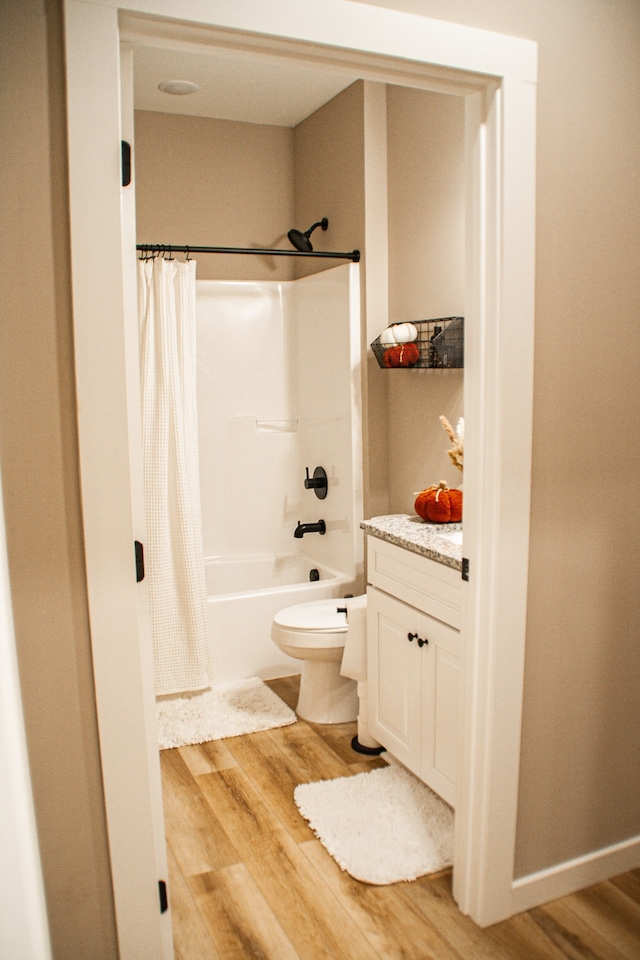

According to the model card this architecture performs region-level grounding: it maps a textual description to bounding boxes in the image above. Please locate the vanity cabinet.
[366,535,462,808]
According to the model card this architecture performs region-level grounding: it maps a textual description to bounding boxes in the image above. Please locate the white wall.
[290,264,364,585]
[196,263,363,583]
[197,279,298,559]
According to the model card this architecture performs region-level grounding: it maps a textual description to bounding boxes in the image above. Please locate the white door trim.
[63,3,172,957]
[63,0,536,950]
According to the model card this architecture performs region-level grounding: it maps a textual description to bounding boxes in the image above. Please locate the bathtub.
[205,554,359,682]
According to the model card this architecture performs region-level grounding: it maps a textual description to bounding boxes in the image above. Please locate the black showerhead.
[287,218,328,252]
[287,229,313,252]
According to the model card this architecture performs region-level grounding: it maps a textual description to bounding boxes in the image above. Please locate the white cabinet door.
[367,584,460,807]
[419,612,460,807]
[367,586,422,773]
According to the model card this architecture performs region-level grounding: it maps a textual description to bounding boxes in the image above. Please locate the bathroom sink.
[437,529,463,546]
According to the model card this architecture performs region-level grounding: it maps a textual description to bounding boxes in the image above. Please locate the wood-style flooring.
[161,675,640,960]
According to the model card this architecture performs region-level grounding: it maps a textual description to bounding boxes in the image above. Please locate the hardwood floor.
[161,676,640,960]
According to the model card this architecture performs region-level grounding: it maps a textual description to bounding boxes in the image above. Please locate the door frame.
[63,1,537,953]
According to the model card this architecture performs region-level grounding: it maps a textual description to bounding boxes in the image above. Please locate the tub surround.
[195,265,362,682]
[360,515,462,571]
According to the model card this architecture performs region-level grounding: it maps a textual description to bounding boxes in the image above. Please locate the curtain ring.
[185,246,190,261]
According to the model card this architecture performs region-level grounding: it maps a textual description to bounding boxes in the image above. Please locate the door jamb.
[63,1,537,951]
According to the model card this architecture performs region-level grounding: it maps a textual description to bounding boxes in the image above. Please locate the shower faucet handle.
[304,466,328,499]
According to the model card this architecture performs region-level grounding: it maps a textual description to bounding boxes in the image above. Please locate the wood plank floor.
[161,676,640,960]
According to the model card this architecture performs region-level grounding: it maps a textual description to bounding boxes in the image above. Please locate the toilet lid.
[273,599,348,633]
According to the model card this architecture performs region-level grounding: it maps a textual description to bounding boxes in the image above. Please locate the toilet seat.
[270,596,361,723]
[271,599,348,650]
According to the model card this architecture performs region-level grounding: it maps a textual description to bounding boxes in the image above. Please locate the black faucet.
[294,520,326,538]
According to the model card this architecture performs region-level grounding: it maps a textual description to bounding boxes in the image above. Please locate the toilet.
[271,598,361,723]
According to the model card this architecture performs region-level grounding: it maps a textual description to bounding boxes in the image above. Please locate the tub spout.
[294,520,326,538]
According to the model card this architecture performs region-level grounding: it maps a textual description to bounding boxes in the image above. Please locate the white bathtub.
[205,555,358,682]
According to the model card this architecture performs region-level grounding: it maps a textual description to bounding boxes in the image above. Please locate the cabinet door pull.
[408,632,418,642]
[418,636,429,647]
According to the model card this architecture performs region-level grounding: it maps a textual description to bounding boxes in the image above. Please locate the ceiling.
[132,43,357,127]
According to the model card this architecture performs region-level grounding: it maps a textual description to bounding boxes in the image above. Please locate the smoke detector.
[157,80,199,96]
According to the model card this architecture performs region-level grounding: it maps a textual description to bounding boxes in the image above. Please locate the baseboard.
[511,833,640,914]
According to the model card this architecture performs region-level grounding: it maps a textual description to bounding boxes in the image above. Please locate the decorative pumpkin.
[380,322,418,346]
[383,342,420,367]
[414,481,463,523]
[379,326,397,346]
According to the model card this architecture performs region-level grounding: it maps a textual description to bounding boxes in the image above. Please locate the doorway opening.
[131,53,466,953]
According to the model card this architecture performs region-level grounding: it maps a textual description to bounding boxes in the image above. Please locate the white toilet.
[271,598,360,723]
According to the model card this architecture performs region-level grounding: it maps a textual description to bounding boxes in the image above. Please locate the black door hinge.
[121,140,131,187]
[134,541,145,582]
[462,557,470,582]
[158,880,168,914]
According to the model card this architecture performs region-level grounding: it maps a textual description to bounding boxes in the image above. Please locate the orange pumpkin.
[414,481,463,523]
[382,342,420,367]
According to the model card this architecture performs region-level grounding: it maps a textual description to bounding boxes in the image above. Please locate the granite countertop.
[360,514,463,571]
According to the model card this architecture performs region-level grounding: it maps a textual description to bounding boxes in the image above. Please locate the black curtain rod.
[137,243,360,263]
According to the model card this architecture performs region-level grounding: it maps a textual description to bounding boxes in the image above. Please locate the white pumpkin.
[379,322,418,345]
[379,325,398,346]
[394,322,418,343]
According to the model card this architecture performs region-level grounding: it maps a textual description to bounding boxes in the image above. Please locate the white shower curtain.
[138,257,212,696]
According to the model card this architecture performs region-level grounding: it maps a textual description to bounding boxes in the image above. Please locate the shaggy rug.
[294,764,454,884]
[157,677,296,749]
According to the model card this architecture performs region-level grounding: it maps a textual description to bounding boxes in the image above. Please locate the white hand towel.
[340,594,367,682]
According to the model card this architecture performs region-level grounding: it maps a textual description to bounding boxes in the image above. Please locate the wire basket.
[371,317,464,369]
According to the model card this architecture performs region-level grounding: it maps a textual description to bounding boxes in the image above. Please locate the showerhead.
[287,229,313,252]
[287,218,328,252]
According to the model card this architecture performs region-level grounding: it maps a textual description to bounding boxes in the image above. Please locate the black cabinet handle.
[408,631,428,646]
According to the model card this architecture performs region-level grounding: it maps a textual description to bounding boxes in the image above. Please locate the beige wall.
[134,111,295,281]
[354,0,640,877]
[4,2,640,950]
[293,81,465,518]
[386,86,465,514]
[292,81,366,279]
[0,1,118,957]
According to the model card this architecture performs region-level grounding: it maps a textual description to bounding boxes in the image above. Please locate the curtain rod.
[137,243,360,263]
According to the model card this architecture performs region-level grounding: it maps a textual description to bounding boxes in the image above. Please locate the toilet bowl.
[271,598,360,723]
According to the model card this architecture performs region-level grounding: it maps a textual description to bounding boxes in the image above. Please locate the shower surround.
[196,263,363,681]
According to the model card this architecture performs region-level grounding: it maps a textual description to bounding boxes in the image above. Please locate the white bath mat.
[294,764,454,884]
[157,677,296,749]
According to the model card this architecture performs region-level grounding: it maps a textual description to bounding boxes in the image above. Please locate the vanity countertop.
[361,514,463,571]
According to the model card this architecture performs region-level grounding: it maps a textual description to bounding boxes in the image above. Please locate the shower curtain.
[138,257,212,696]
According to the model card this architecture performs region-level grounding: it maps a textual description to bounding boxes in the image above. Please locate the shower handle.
[304,466,328,499]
